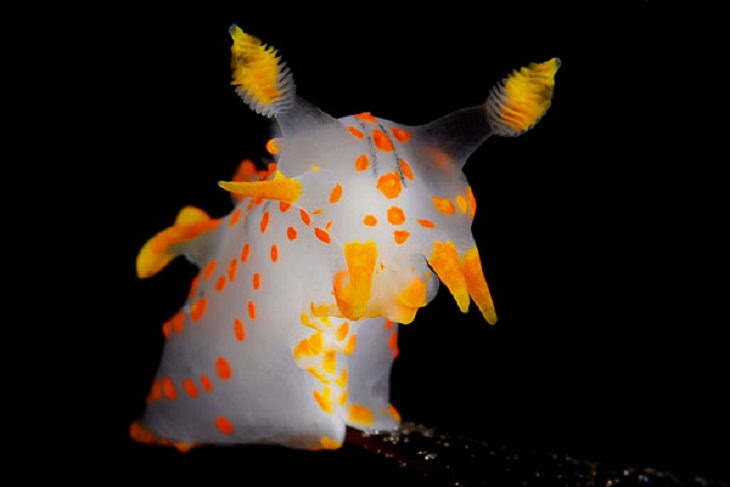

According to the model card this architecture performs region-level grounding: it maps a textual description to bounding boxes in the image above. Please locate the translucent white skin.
[135,24,558,449]
[144,192,406,448]
[138,99,490,449]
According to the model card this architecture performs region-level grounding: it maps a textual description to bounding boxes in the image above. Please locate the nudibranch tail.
[229,24,295,117]
[486,57,560,136]
[136,206,220,278]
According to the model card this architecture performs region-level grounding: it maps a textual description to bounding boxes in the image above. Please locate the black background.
[70,2,726,484]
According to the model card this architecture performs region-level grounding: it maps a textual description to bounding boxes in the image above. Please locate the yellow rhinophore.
[487,57,560,136]
[229,24,295,117]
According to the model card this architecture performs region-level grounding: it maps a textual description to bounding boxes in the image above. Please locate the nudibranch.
[131,24,559,452]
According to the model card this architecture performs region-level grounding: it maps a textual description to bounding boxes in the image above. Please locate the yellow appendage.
[495,58,560,134]
[230,25,284,106]
[218,171,302,203]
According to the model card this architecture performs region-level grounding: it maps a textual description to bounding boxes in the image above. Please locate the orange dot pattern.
[295,309,360,422]
[140,106,478,447]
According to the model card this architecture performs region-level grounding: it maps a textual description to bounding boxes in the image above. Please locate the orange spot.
[388,331,399,358]
[266,138,280,154]
[467,186,477,218]
[215,416,234,435]
[393,230,410,244]
[398,277,427,310]
[348,404,374,425]
[326,220,334,231]
[390,126,412,143]
[372,129,393,152]
[248,300,257,320]
[344,334,357,355]
[229,208,242,227]
[182,378,199,398]
[311,208,323,215]
[188,274,200,298]
[172,311,184,334]
[293,332,324,359]
[233,159,258,182]
[320,436,342,450]
[314,227,331,244]
[336,368,348,387]
[203,260,217,279]
[260,210,270,233]
[355,112,377,123]
[386,206,406,225]
[347,126,364,139]
[161,318,172,338]
[280,201,291,212]
[270,244,279,262]
[399,159,414,180]
[234,318,246,342]
[216,357,231,380]
[376,172,402,199]
[418,219,436,229]
[313,387,333,413]
[200,374,213,393]
[252,272,261,290]
[329,183,343,204]
[363,214,378,226]
[336,321,350,341]
[307,367,329,384]
[293,338,312,360]
[354,154,369,172]
[228,258,238,281]
[240,243,250,262]
[432,196,455,215]
[130,421,155,445]
[161,377,177,401]
[386,404,402,422]
[338,389,349,406]
[299,209,311,226]
[215,275,226,292]
[287,226,298,240]
[190,297,207,322]
[323,350,337,374]
[150,378,162,401]
[455,195,467,214]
